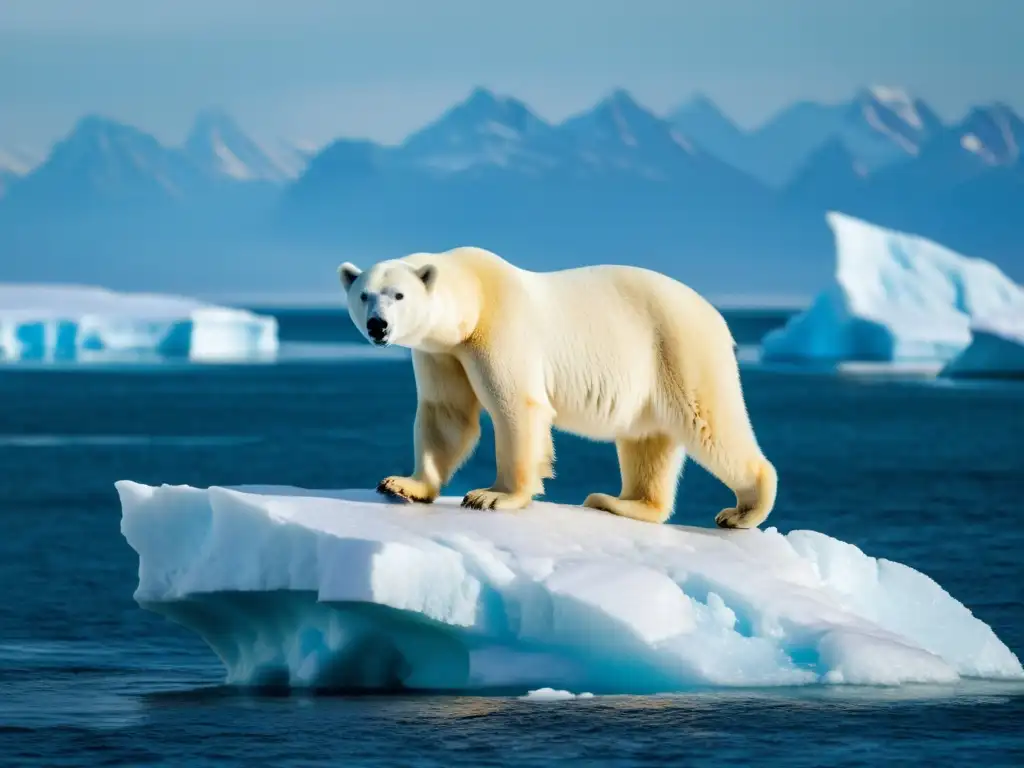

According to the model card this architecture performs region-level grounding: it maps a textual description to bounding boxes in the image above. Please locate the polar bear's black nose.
[367,317,388,341]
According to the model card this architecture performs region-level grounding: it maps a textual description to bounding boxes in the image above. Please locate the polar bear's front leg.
[460,358,553,511]
[461,409,551,510]
[377,352,481,504]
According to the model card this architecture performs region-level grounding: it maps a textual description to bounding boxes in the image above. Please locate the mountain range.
[670,86,946,187]
[0,86,1020,299]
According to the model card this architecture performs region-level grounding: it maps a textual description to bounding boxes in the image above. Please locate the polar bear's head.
[338,259,438,348]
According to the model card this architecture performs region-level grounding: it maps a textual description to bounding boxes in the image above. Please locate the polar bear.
[338,247,777,528]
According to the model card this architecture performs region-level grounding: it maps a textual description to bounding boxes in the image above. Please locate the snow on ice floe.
[117,482,1023,694]
[0,284,278,363]
[940,310,1024,379]
[761,213,1024,365]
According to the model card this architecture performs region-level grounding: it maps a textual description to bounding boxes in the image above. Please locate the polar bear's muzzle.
[366,316,390,345]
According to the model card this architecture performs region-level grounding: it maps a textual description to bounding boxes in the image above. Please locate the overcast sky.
[1,0,1021,153]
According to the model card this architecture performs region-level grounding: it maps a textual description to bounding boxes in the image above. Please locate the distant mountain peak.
[686,92,721,109]
[605,87,638,106]
[399,87,556,174]
[184,108,290,182]
[0,148,39,176]
[850,86,941,141]
[833,86,944,174]
[671,93,737,125]
[668,94,747,168]
[957,103,1023,166]
[55,115,171,166]
[594,88,652,121]
[569,89,695,155]
[69,114,151,144]
[862,85,921,126]
[7,114,207,207]
[436,87,549,134]
[187,108,257,150]
[462,86,501,109]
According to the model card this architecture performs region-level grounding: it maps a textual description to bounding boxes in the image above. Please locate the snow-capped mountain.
[671,86,943,186]
[0,148,38,176]
[308,86,768,191]
[559,89,706,179]
[279,87,802,297]
[956,104,1023,168]
[868,103,1023,197]
[184,109,293,183]
[1,87,1021,297]
[271,139,319,179]
[0,148,38,198]
[835,86,943,172]
[779,100,1023,272]
[399,87,565,175]
[6,116,209,208]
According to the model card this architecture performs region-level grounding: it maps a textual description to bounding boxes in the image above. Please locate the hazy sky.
[1,0,1021,153]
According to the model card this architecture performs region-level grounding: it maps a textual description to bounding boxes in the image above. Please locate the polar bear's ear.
[338,262,362,291]
[415,264,437,291]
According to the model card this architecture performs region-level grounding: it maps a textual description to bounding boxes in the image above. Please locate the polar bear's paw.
[714,505,768,530]
[461,488,533,511]
[376,476,436,504]
[583,493,671,524]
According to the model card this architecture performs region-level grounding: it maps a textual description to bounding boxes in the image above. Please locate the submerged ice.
[117,482,1022,694]
[0,284,278,362]
[761,213,1024,364]
[941,310,1024,379]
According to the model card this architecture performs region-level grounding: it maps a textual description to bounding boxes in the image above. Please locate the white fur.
[339,247,778,528]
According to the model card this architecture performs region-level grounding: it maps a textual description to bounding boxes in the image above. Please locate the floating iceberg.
[117,482,1022,694]
[761,213,1024,364]
[0,284,278,362]
[522,688,594,701]
[941,310,1024,379]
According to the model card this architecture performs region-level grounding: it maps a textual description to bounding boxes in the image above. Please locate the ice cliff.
[0,284,278,362]
[761,213,1024,365]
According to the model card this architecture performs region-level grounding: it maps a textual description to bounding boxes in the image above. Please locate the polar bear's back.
[539,263,736,352]
[428,247,736,358]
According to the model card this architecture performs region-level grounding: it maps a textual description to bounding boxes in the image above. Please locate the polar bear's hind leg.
[713,458,777,529]
[675,388,778,530]
[583,433,685,524]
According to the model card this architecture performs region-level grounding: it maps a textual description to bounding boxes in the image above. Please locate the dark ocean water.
[1,309,1022,767]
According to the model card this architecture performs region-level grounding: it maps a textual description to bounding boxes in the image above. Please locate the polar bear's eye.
[360,292,368,302]
[395,292,404,301]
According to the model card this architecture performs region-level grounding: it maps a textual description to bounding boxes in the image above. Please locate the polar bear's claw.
[461,488,532,511]
[715,505,766,529]
[376,476,435,504]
